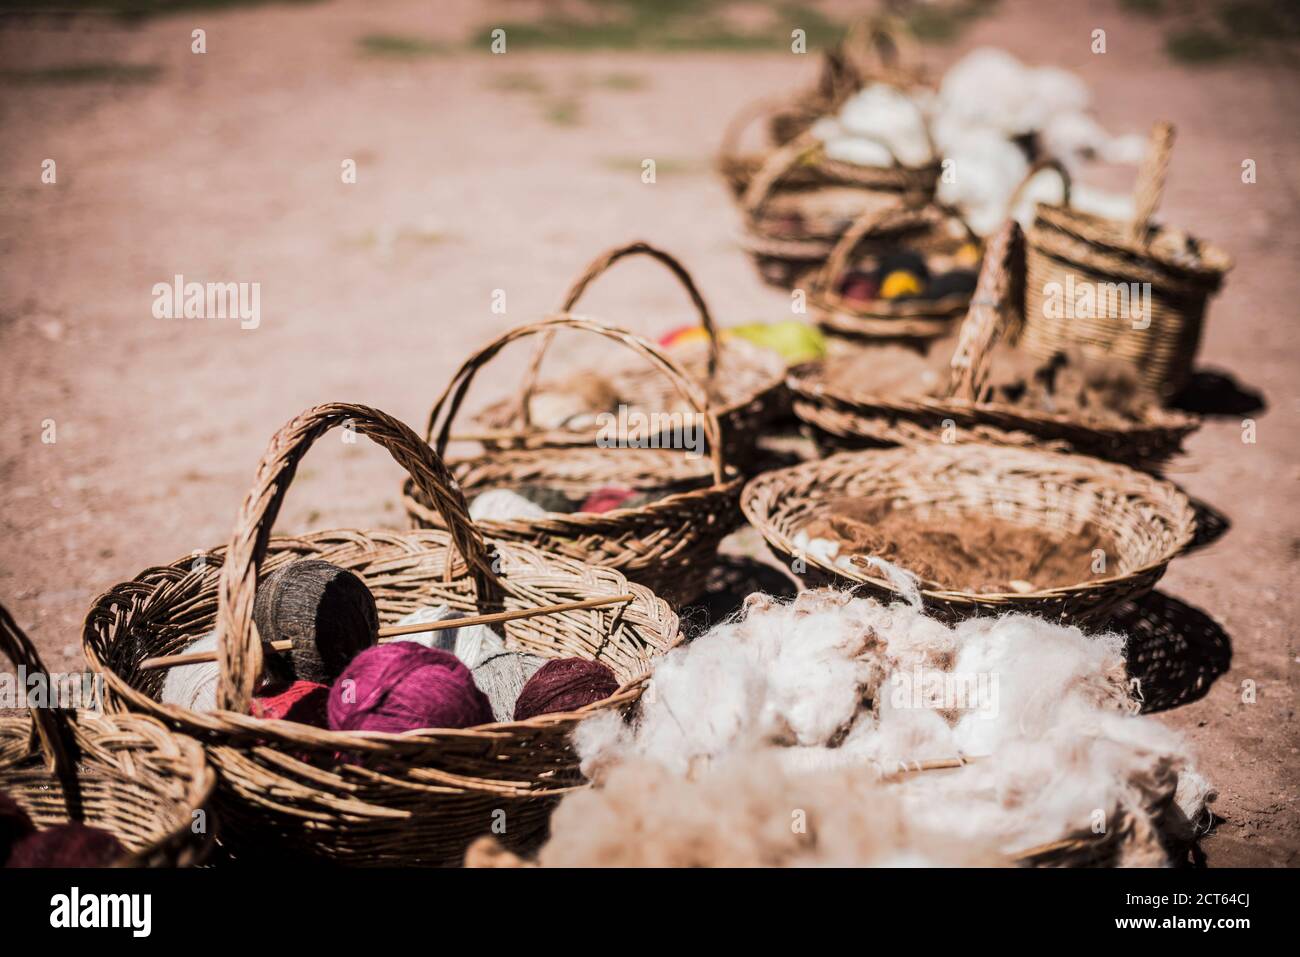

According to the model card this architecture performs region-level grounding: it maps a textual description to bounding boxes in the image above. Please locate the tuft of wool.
[0,790,36,865]
[160,632,221,712]
[6,822,127,868]
[538,753,1001,868]
[253,560,379,686]
[469,488,549,522]
[569,589,1209,865]
[251,680,330,727]
[514,658,619,721]
[328,643,492,733]
[817,83,933,168]
[474,651,547,723]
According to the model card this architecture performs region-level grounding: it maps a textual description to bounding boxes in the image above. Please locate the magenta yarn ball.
[328,643,492,733]
[513,658,619,721]
[0,790,36,865]
[6,822,127,868]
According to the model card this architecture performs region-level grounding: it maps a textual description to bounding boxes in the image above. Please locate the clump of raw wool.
[570,589,1209,866]
[538,752,1002,868]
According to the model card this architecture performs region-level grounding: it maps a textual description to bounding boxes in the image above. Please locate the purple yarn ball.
[6,822,126,868]
[328,643,492,733]
[513,658,619,721]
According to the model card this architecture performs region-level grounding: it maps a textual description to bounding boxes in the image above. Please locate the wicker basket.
[407,316,745,608]
[83,403,681,866]
[811,199,981,342]
[737,131,941,290]
[791,219,1201,470]
[1022,122,1232,400]
[741,441,1196,624]
[472,241,788,469]
[2,603,215,867]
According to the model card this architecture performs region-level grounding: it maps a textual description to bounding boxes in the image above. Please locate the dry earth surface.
[0,0,1295,865]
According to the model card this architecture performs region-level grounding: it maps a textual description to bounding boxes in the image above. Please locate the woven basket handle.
[1005,157,1073,215]
[215,403,500,713]
[426,314,727,485]
[1130,121,1175,244]
[0,602,74,774]
[515,242,720,430]
[945,218,1023,401]
[840,14,920,84]
[814,198,979,296]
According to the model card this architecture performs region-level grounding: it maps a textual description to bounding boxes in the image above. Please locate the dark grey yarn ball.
[253,560,379,685]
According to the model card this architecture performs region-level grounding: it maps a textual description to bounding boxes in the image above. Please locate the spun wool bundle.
[578,486,639,514]
[474,651,547,723]
[514,658,619,721]
[253,560,379,685]
[159,631,221,712]
[5,822,127,868]
[570,589,1210,865]
[393,605,510,668]
[0,791,35,864]
[251,680,330,727]
[327,643,492,733]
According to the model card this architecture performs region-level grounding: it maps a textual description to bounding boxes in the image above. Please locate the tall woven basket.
[2,603,215,867]
[741,442,1196,625]
[1022,122,1232,400]
[790,220,1201,471]
[84,404,681,866]
[406,316,745,608]
[472,241,787,469]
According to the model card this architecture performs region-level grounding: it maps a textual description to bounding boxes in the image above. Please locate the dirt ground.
[0,0,1295,866]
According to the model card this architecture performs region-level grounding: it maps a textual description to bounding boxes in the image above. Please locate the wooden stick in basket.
[139,592,636,671]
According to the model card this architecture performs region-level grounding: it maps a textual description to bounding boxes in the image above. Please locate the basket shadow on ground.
[1113,589,1233,714]
[1171,366,1266,418]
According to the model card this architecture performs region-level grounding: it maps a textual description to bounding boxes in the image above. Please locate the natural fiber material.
[252,681,329,727]
[741,442,1195,624]
[1021,122,1232,399]
[790,219,1200,470]
[253,559,379,686]
[328,644,493,733]
[1,603,214,868]
[472,242,787,469]
[6,822,127,868]
[406,317,745,607]
[514,659,619,722]
[474,652,546,724]
[84,403,681,866]
[567,589,1209,867]
[0,790,35,862]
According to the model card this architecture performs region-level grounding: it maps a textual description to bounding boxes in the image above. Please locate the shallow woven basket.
[741,442,1196,624]
[791,220,1201,471]
[83,403,681,866]
[2,603,215,867]
[812,198,981,342]
[472,242,788,469]
[407,317,745,608]
[1022,122,1232,400]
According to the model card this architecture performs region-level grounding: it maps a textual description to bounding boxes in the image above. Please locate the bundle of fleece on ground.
[546,589,1213,867]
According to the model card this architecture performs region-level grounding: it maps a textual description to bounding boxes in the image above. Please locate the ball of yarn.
[923,269,979,301]
[473,651,547,723]
[160,632,220,712]
[469,488,550,522]
[6,822,127,868]
[0,790,35,865]
[513,658,619,721]
[328,643,492,733]
[879,270,924,300]
[252,680,330,727]
[253,560,379,686]
[579,486,638,514]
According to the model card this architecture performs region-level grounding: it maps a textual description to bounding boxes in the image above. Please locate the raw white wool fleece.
[570,589,1210,865]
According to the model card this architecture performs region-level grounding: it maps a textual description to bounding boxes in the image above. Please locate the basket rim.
[1032,203,1233,281]
[82,527,682,752]
[740,444,1196,605]
[787,361,1200,441]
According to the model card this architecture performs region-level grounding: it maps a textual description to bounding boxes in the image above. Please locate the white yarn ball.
[160,632,220,712]
[469,488,548,522]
